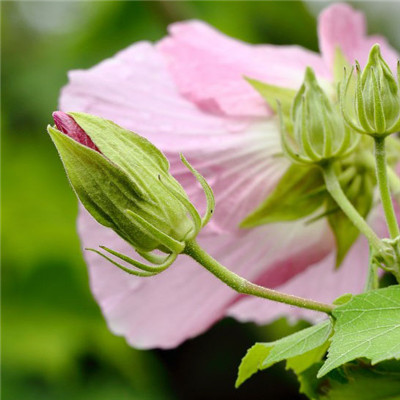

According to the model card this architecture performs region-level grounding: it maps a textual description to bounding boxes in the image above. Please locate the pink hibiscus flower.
[59,3,398,349]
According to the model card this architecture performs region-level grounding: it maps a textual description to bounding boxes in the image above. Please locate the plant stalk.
[322,162,384,254]
[374,137,400,239]
[184,240,334,315]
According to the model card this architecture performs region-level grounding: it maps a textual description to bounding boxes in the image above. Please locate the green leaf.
[332,293,353,306]
[236,319,332,387]
[327,171,374,267]
[318,286,400,378]
[245,77,297,116]
[286,341,330,374]
[240,164,325,227]
[298,361,400,400]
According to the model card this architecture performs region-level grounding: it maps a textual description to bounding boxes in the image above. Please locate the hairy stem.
[375,137,400,238]
[184,240,334,315]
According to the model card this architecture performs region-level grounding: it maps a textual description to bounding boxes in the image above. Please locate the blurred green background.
[3,1,400,399]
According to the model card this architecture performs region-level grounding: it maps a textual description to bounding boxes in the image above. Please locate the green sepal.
[326,168,374,267]
[70,112,169,178]
[180,154,215,229]
[240,164,325,228]
[86,246,177,276]
[48,125,152,250]
[236,319,332,387]
[245,77,297,118]
[333,46,351,86]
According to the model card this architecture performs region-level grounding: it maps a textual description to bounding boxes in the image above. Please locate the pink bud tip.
[52,111,100,152]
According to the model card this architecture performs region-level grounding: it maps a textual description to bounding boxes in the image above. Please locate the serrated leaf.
[236,319,332,387]
[318,286,400,378]
[245,77,297,116]
[327,171,374,267]
[298,361,400,400]
[240,164,325,228]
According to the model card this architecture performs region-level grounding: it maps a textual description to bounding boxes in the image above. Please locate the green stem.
[364,246,379,292]
[374,137,400,239]
[322,163,384,254]
[184,240,334,315]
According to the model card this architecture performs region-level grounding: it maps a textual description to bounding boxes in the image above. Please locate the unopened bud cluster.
[340,44,400,137]
[280,67,358,165]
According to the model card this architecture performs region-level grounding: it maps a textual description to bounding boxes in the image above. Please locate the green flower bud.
[340,44,400,136]
[48,112,214,275]
[280,67,358,165]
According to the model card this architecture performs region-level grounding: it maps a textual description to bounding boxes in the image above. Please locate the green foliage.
[245,77,297,116]
[240,164,325,227]
[238,286,400,393]
[318,286,400,377]
[298,361,400,400]
[285,342,330,375]
[332,293,353,306]
[327,169,375,266]
[236,319,332,387]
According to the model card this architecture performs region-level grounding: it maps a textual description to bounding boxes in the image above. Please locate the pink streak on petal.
[227,201,396,325]
[227,236,369,325]
[52,111,100,152]
[158,21,330,117]
[79,204,333,349]
[318,3,399,71]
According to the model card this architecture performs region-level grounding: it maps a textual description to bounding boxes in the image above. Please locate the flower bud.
[280,67,358,165]
[340,44,400,136]
[48,112,214,266]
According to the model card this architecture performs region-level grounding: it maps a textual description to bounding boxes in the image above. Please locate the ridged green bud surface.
[48,112,197,254]
[281,67,357,165]
[341,44,400,136]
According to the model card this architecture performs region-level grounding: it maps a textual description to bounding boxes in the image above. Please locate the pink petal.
[60,42,289,234]
[158,21,330,117]
[80,205,333,349]
[60,42,245,152]
[318,3,399,71]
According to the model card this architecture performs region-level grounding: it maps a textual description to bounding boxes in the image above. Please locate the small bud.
[53,111,100,152]
[280,67,358,165]
[340,44,400,136]
[48,112,215,274]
